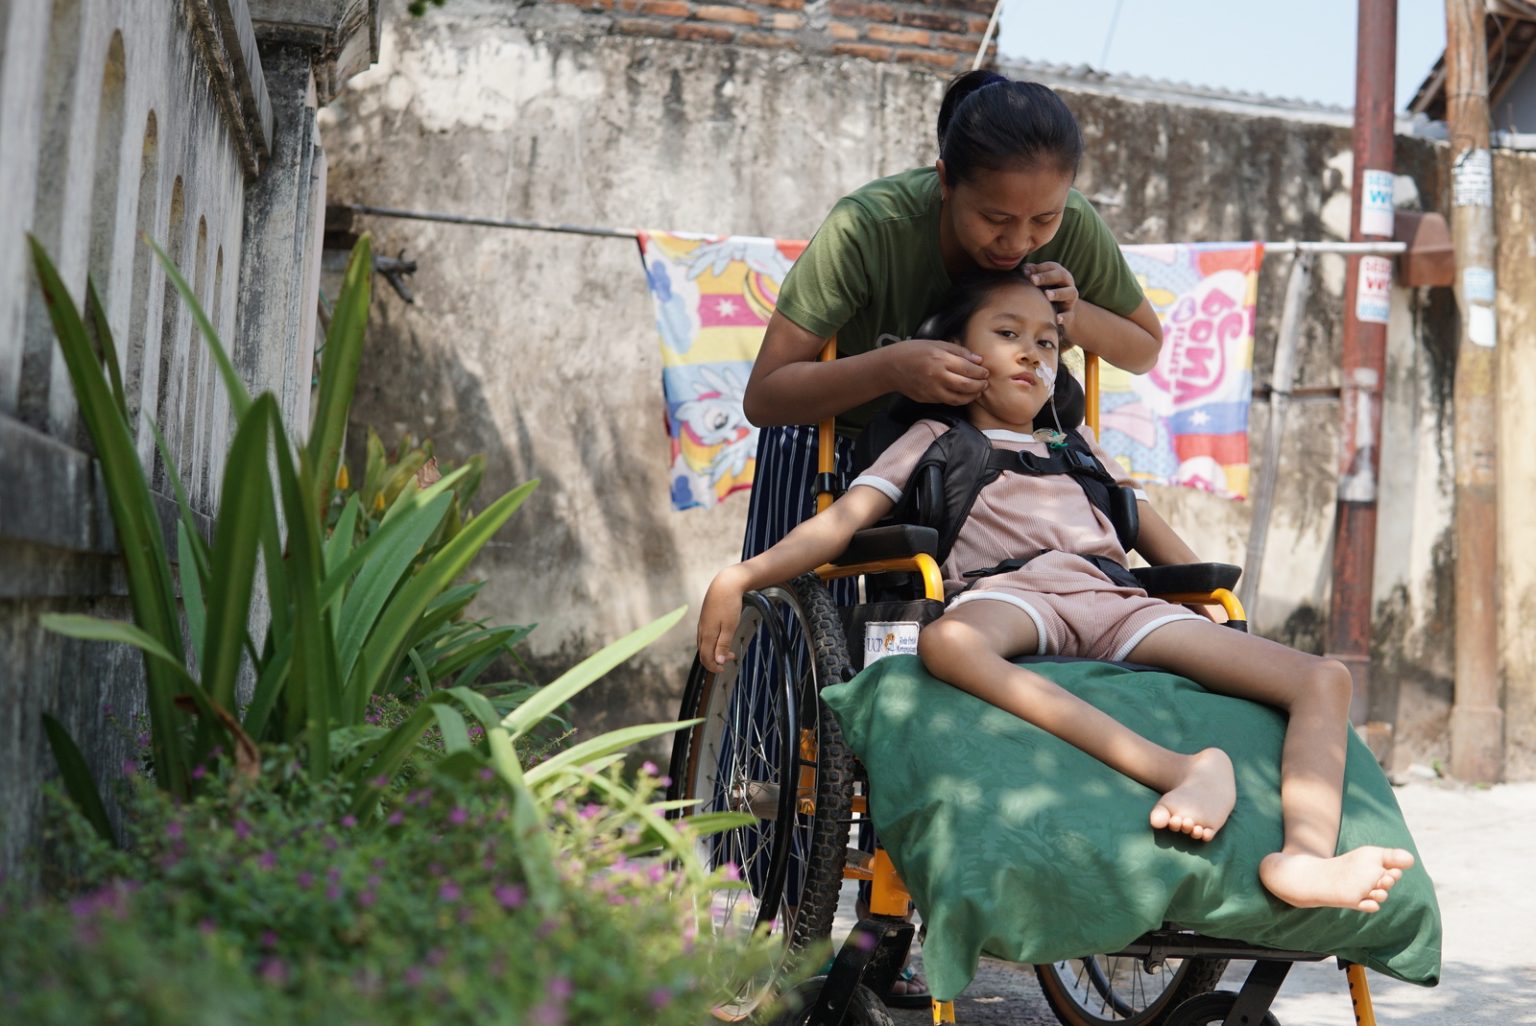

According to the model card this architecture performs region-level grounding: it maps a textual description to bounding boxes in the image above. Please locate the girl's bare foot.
[1149,748,1235,842]
[1258,847,1415,912]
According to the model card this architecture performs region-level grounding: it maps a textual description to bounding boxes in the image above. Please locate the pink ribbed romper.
[849,419,1201,662]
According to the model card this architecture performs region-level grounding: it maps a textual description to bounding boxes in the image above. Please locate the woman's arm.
[697,485,893,670]
[1071,297,1164,374]
[743,311,990,426]
[1025,260,1164,374]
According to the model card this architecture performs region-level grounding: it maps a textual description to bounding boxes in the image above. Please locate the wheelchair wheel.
[1161,991,1279,1026]
[1035,954,1227,1026]
[769,977,896,1026]
[667,574,856,1016]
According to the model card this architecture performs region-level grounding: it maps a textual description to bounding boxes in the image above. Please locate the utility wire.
[1098,0,1126,68]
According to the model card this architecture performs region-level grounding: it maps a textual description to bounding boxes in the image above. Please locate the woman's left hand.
[1024,261,1079,331]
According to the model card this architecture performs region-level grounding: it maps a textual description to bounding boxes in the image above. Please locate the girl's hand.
[883,339,990,406]
[1024,261,1079,331]
[697,566,752,672]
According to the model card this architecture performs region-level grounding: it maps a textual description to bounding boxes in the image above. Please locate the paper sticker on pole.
[1354,256,1392,324]
[1452,149,1493,208]
[1359,169,1396,237]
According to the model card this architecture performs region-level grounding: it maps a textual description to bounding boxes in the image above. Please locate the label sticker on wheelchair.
[864,621,920,667]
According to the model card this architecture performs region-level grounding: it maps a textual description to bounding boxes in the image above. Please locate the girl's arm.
[742,311,989,426]
[1132,500,1202,566]
[697,485,894,670]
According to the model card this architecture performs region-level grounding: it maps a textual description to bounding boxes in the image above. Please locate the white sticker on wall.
[1453,149,1493,208]
[1462,267,1496,304]
[1354,255,1393,324]
[863,621,920,668]
[1469,305,1497,348]
[1359,169,1396,237]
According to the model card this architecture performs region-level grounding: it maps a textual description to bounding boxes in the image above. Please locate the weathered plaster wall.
[322,1,1532,777]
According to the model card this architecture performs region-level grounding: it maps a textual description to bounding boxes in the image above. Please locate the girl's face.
[936,162,1074,276]
[960,281,1061,432]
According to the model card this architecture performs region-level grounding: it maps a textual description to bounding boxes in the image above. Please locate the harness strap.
[959,551,1143,593]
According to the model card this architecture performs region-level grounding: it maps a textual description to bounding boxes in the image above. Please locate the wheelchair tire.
[1160,991,1279,1026]
[665,575,856,1016]
[768,977,896,1026]
[1035,954,1227,1026]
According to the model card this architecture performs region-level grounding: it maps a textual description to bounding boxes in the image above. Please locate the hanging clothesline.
[343,202,1407,256]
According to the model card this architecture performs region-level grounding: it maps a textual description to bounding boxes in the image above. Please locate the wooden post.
[1444,0,1504,783]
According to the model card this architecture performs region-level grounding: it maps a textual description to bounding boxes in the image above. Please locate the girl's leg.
[919,601,1235,842]
[1127,620,1414,912]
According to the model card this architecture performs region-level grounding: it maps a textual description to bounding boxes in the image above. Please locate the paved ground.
[830,779,1536,1025]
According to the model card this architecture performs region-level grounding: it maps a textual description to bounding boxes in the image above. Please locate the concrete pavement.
[832,779,1536,1025]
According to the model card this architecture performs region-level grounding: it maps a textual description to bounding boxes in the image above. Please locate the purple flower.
[199,918,218,935]
[641,760,658,776]
[259,958,288,986]
[386,810,404,827]
[261,930,278,949]
[528,1002,565,1026]
[164,820,183,841]
[358,889,376,908]
[234,820,251,840]
[438,881,461,903]
[326,883,342,902]
[494,884,525,910]
[479,767,495,782]
[372,774,390,789]
[120,759,137,777]
[403,966,424,987]
[340,814,357,829]
[649,987,672,1010]
[296,871,314,890]
[448,807,468,826]
[426,947,446,967]
[191,764,206,780]
[548,977,573,1001]
[258,851,276,870]
[578,804,600,821]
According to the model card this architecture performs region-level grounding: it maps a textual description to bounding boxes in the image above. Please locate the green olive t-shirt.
[774,166,1147,433]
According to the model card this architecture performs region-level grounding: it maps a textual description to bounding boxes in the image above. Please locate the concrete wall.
[320,1,1535,778]
[0,0,377,878]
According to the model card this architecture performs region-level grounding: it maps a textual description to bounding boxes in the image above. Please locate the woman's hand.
[697,565,753,673]
[1024,261,1079,332]
[882,338,990,406]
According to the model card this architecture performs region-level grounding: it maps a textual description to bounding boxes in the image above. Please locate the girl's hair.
[936,70,1083,185]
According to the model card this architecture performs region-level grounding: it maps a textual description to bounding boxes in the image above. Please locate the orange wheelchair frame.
[670,343,1381,1026]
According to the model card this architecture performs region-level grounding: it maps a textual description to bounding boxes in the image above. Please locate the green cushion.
[821,656,1442,1001]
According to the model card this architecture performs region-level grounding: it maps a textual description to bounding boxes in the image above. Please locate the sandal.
[883,965,932,1009]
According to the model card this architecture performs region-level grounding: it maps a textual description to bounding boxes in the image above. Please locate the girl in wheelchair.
[697,271,1415,914]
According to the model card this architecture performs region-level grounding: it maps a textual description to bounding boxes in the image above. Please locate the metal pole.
[1239,252,1314,618]
[1444,0,1504,783]
[1326,0,1396,752]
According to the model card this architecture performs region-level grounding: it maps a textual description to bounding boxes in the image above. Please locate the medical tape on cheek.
[1037,363,1057,388]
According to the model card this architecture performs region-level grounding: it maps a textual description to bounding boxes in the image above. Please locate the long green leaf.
[347,480,539,719]
[242,638,290,741]
[177,523,207,668]
[32,238,189,795]
[503,606,685,739]
[40,614,203,696]
[429,702,471,754]
[325,493,362,581]
[84,278,128,424]
[267,402,336,775]
[334,490,453,682]
[201,402,271,713]
[524,721,691,786]
[307,235,371,520]
[41,715,117,846]
[148,236,251,419]
[149,420,212,609]
[485,727,560,913]
[317,465,470,614]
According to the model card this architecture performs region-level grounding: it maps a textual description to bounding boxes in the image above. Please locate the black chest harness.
[876,412,1143,591]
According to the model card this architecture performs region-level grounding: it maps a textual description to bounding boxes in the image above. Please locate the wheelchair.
[667,349,1387,1026]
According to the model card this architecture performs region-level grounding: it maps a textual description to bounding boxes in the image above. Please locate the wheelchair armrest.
[829,525,939,567]
[1131,562,1242,595]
